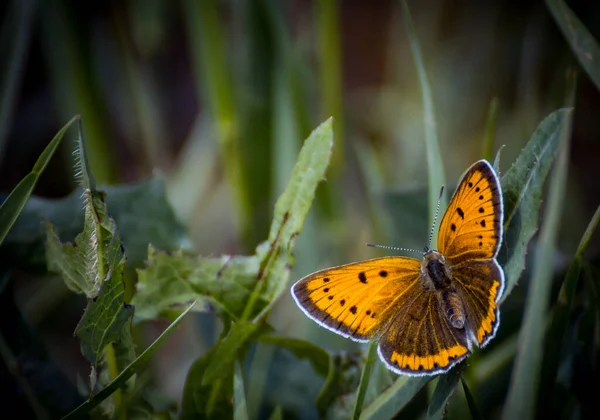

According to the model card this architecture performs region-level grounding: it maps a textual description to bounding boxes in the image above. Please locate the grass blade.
[461,378,482,420]
[352,342,378,420]
[481,97,499,162]
[546,0,600,92]
[234,360,249,420]
[502,74,575,420]
[316,0,344,172]
[0,0,36,163]
[427,365,464,419]
[401,0,446,236]
[62,301,196,419]
[0,115,77,246]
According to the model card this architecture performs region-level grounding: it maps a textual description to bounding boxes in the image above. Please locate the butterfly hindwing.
[377,287,470,376]
[291,257,421,342]
[452,259,504,347]
[437,160,503,263]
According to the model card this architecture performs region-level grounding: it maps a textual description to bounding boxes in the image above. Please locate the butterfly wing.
[377,286,470,376]
[452,259,504,347]
[437,159,503,263]
[291,257,421,342]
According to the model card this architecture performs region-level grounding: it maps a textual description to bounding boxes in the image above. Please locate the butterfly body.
[291,159,505,376]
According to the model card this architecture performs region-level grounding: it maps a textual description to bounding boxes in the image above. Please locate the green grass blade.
[0,0,36,163]
[427,365,464,419]
[62,301,196,420]
[461,378,482,420]
[401,0,446,236]
[352,342,378,420]
[546,0,600,92]
[0,115,77,246]
[316,0,343,172]
[360,376,431,419]
[502,81,575,420]
[481,97,499,162]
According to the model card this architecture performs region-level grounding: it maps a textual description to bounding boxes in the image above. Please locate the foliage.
[1,1,599,419]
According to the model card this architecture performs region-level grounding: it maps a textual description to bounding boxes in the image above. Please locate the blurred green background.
[1,0,599,418]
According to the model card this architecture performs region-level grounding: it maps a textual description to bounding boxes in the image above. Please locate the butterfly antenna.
[426,186,445,251]
[366,243,425,255]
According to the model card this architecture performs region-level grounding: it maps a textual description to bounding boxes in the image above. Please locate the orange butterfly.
[291,159,504,376]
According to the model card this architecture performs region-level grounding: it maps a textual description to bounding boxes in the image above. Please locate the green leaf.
[360,376,431,419]
[546,0,600,92]
[133,118,334,322]
[180,346,233,420]
[4,176,188,271]
[498,107,573,300]
[75,244,133,368]
[427,364,464,419]
[244,117,334,320]
[257,335,331,377]
[0,115,77,246]
[63,301,196,420]
[401,0,446,239]
[45,189,112,298]
[133,246,261,322]
[503,103,574,418]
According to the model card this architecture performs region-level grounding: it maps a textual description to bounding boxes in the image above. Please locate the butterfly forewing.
[437,160,503,263]
[452,259,504,346]
[377,288,470,376]
[291,257,421,342]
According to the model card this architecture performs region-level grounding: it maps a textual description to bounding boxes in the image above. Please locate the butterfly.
[291,159,505,376]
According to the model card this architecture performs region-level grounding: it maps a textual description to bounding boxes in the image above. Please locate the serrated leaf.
[63,302,196,419]
[4,176,188,271]
[133,247,261,322]
[45,189,113,298]
[0,115,77,246]
[133,119,334,323]
[498,107,573,300]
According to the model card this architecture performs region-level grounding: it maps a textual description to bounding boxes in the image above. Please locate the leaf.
[74,242,133,368]
[0,115,77,246]
[133,247,261,322]
[180,346,233,420]
[503,102,574,418]
[133,118,334,323]
[3,176,188,271]
[257,335,331,377]
[62,301,196,419]
[401,0,446,239]
[546,0,600,92]
[360,376,432,419]
[498,107,573,300]
[427,364,464,419]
